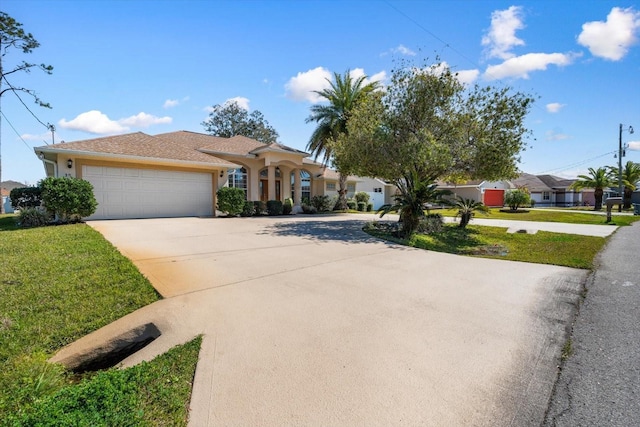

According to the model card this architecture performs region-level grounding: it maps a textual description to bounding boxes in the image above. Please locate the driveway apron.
[82,215,588,426]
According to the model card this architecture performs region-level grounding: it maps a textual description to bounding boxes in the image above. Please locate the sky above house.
[2,0,640,185]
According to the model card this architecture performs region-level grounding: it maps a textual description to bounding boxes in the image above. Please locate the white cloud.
[119,112,172,127]
[455,69,480,85]
[577,7,640,61]
[59,110,172,134]
[545,129,571,141]
[163,99,179,108]
[285,67,333,102]
[21,132,51,141]
[350,68,387,86]
[483,52,579,80]
[482,6,526,59]
[394,44,416,56]
[224,96,250,110]
[163,96,189,109]
[59,110,128,134]
[628,141,640,151]
[546,102,565,113]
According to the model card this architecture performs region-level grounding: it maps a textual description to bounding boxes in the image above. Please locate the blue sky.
[2,0,640,185]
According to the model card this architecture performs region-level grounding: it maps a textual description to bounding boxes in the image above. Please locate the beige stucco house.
[34,131,362,220]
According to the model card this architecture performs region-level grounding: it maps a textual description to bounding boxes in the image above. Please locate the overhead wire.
[0,110,37,150]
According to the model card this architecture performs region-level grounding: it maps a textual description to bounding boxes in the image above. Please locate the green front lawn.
[435,208,639,226]
[367,223,606,269]
[0,215,199,424]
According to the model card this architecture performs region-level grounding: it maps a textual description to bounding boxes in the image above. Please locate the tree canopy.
[334,60,534,235]
[570,167,612,211]
[305,70,379,209]
[1,11,53,213]
[201,101,279,144]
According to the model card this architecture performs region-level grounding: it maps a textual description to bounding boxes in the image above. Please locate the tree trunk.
[624,186,633,210]
[594,188,603,211]
[336,173,348,210]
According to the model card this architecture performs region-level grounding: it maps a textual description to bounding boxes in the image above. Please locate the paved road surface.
[544,221,640,426]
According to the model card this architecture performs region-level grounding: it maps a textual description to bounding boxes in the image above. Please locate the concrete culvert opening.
[51,323,161,373]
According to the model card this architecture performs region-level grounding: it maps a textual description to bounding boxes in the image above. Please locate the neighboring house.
[437,180,513,207]
[356,177,396,210]
[1,180,28,214]
[511,173,602,207]
[34,131,361,220]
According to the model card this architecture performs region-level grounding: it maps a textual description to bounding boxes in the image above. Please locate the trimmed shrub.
[366,203,373,212]
[357,201,366,212]
[40,177,98,223]
[346,199,357,210]
[253,200,267,216]
[283,198,293,215]
[241,200,255,217]
[10,187,42,210]
[301,204,317,214]
[17,207,50,228]
[267,200,283,216]
[217,187,245,216]
[310,195,334,212]
[354,192,370,204]
[504,189,530,211]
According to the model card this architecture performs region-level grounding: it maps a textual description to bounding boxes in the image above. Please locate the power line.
[2,75,51,130]
[0,110,36,150]
[534,151,617,175]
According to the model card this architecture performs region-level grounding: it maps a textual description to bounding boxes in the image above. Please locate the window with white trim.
[228,168,248,199]
[326,182,336,191]
[542,191,550,201]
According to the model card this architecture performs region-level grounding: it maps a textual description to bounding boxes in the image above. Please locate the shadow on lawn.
[0,216,18,231]
[262,218,405,246]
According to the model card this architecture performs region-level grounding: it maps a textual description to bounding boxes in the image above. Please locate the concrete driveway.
[79,215,587,426]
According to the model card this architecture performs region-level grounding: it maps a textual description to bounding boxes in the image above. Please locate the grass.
[0,214,200,425]
[367,223,606,269]
[435,207,640,226]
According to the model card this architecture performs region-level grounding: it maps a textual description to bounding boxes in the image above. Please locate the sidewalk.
[544,221,640,426]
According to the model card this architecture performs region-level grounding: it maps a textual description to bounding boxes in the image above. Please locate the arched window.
[228,168,247,198]
[291,170,311,203]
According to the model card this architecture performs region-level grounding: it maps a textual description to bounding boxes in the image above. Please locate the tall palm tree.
[570,167,613,211]
[608,161,640,209]
[306,71,379,210]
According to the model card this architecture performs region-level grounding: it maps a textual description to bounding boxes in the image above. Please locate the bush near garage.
[217,187,245,216]
[40,177,98,224]
[240,200,255,217]
[310,195,335,212]
[354,192,370,204]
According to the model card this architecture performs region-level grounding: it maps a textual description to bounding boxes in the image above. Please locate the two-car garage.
[82,165,214,220]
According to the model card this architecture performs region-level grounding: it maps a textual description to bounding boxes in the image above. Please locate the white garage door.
[83,165,213,220]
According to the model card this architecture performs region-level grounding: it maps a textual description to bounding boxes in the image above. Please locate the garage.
[82,165,213,220]
[483,189,505,207]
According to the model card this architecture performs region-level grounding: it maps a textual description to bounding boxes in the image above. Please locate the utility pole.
[618,123,634,212]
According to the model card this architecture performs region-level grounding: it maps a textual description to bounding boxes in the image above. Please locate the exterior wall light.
[67,159,73,169]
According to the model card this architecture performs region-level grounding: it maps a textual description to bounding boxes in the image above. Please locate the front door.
[260,179,281,202]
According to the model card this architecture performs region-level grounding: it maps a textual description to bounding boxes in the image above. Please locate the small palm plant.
[452,196,489,228]
[377,177,451,237]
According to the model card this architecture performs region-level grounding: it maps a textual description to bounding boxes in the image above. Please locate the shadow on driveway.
[261,218,400,246]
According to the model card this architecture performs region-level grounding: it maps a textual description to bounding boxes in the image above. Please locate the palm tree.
[570,167,613,211]
[306,71,379,210]
[451,196,489,228]
[608,161,640,209]
[377,176,451,237]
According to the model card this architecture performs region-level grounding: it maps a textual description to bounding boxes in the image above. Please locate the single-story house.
[511,173,598,207]
[1,180,28,213]
[34,131,365,220]
[437,180,514,207]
